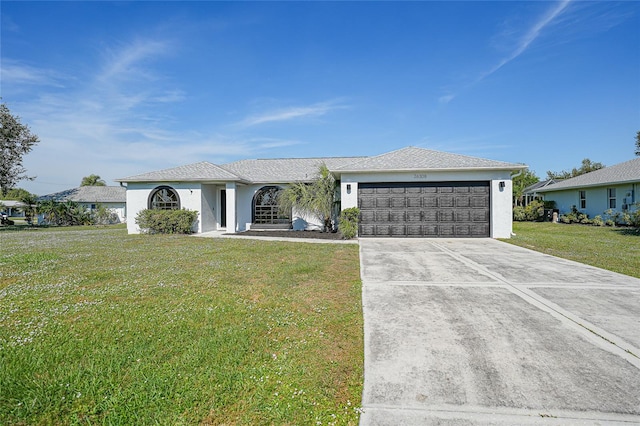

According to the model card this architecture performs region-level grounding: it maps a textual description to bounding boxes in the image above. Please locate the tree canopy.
[546,158,605,180]
[81,174,107,186]
[0,103,40,196]
[635,130,639,157]
[512,169,539,206]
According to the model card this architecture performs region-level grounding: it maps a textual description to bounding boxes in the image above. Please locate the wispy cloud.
[239,100,348,127]
[479,0,572,82]
[440,0,572,104]
[98,38,171,83]
[0,59,65,88]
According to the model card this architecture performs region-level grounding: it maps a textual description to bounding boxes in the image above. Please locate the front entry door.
[220,189,226,228]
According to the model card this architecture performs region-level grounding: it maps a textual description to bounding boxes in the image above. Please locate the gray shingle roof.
[537,157,640,192]
[522,179,562,194]
[39,186,126,203]
[116,146,526,184]
[116,161,244,183]
[221,156,366,183]
[332,146,525,172]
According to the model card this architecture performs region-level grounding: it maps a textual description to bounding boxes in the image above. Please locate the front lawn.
[504,222,640,278]
[0,227,363,425]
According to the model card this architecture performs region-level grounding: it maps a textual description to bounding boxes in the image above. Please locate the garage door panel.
[455,225,471,236]
[407,224,422,236]
[439,224,455,236]
[406,211,422,222]
[423,224,439,236]
[390,210,406,222]
[360,224,375,236]
[439,210,455,222]
[471,196,488,208]
[456,197,471,207]
[358,181,490,237]
[407,197,421,208]
[471,224,490,236]
[390,224,406,236]
[439,196,455,207]
[375,224,391,236]
[376,197,391,208]
[391,197,406,208]
[472,210,489,222]
[360,197,376,209]
[361,210,375,222]
[423,196,438,207]
[423,210,438,221]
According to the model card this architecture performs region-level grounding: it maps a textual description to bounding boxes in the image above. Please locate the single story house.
[536,157,640,218]
[0,200,28,218]
[517,179,561,207]
[116,146,527,238]
[38,186,127,223]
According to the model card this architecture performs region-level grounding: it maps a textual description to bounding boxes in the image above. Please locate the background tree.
[546,158,605,180]
[0,102,40,196]
[0,187,36,200]
[81,174,106,186]
[635,130,640,156]
[278,163,338,232]
[512,169,539,207]
[20,192,38,223]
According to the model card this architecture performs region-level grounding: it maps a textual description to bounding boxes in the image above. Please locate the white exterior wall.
[200,184,218,232]
[125,182,204,234]
[84,202,126,223]
[543,183,639,218]
[236,183,323,231]
[339,170,515,238]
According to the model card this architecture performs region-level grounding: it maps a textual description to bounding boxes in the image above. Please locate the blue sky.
[2,1,638,196]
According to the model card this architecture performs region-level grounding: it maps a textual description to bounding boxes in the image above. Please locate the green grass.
[504,222,640,278]
[0,226,363,425]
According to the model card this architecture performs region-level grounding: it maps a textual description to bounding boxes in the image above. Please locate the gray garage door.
[358,182,490,237]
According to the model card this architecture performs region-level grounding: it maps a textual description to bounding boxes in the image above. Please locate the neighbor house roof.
[116,146,526,184]
[39,186,126,203]
[522,179,562,194]
[537,157,640,192]
[116,161,245,183]
[332,146,526,172]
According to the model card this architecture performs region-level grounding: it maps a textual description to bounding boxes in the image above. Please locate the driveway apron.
[359,238,640,425]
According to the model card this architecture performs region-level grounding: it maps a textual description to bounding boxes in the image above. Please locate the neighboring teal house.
[537,157,640,218]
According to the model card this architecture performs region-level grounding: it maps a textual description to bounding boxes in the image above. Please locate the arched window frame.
[148,186,180,210]
[252,186,290,225]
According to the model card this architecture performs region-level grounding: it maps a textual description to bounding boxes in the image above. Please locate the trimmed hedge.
[135,209,199,234]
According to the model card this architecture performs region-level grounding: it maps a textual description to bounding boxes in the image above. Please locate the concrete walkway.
[359,238,640,425]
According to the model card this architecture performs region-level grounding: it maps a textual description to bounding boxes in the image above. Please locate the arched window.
[148,186,180,210]
[252,186,290,225]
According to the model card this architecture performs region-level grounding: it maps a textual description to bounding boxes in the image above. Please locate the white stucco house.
[536,157,640,218]
[116,146,527,238]
[38,186,127,223]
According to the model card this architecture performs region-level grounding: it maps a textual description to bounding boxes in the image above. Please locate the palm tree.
[278,163,338,232]
[19,193,38,224]
[80,174,106,186]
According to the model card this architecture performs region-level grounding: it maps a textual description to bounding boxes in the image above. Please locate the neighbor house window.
[608,188,616,209]
[149,186,180,210]
[579,190,586,209]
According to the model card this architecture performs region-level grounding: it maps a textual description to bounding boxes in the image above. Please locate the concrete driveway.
[359,238,640,425]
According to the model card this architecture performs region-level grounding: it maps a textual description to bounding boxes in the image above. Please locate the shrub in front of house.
[513,206,526,221]
[135,209,199,234]
[513,200,545,222]
[338,207,360,239]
